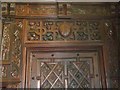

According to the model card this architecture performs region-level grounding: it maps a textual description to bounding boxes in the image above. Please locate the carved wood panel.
[27,52,101,88]
[26,20,102,42]
[0,19,22,88]
[1,3,118,17]
[104,19,119,88]
[0,2,119,89]
[29,4,57,16]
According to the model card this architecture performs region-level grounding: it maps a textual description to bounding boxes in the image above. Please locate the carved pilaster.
[104,19,119,88]
[1,23,11,61]
[0,19,22,88]
[10,20,22,79]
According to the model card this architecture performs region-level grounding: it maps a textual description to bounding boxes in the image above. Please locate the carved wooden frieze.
[29,4,57,16]
[1,3,118,17]
[26,20,102,42]
[16,4,28,16]
[58,3,111,16]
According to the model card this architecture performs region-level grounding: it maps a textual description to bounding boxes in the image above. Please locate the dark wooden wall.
[0,2,119,89]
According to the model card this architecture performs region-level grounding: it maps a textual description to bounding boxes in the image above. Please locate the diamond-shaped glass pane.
[53,80,64,88]
[42,80,51,88]
[75,71,83,82]
[81,79,91,88]
[41,62,51,77]
[54,64,63,75]
[68,79,78,88]
[48,73,57,84]
[68,62,77,74]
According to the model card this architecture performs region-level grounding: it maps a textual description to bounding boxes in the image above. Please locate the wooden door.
[26,51,101,88]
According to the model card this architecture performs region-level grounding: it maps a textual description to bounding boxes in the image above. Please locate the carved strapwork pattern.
[1,23,11,60]
[27,20,102,42]
[10,20,22,78]
[104,20,119,88]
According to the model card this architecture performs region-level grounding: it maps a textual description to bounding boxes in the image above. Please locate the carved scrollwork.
[27,20,101,42]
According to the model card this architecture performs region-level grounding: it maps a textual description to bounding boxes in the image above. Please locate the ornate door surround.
[25,46,105,88]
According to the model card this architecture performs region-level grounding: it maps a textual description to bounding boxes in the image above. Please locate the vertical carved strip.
[104,20,119,88]
[1,23,11,61]
[10,20,22,79]
[0,17,2,60]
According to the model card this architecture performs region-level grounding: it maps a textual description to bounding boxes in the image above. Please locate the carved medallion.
[59,22,71,37]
